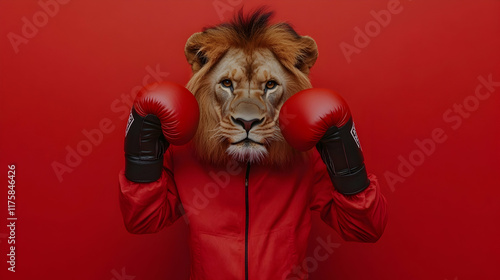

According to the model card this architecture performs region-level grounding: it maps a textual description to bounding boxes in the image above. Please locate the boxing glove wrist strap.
[330,165,369,195]
[316,118,370,195]
[125,157,164,183]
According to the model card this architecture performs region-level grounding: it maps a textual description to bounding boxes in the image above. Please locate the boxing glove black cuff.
[124,107,168,183]
[316,118,369,195]
[125,157,164,183]
[330,165,370,195]
[317,118,364,168]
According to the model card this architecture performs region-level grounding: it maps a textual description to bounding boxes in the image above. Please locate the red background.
[1,0,499,279]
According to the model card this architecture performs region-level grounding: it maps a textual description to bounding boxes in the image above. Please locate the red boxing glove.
[279,88,369,195]
[124,82,199,182]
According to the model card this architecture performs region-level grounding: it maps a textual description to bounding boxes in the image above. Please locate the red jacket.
[119,143,387,280]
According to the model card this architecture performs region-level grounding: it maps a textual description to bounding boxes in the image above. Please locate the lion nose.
[232,117,264,133]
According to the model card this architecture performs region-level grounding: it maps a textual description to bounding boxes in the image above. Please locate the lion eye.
[221,79,233,88]
[265,80,278,90]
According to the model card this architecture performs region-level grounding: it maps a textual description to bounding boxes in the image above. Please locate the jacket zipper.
[244,162,251,280]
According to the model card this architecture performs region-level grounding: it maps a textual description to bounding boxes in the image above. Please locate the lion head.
[184,9,318,166]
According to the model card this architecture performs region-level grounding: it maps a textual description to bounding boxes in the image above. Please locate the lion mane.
[184,8,318,166]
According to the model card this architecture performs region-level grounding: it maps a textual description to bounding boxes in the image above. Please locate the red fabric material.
[118,143,387,279]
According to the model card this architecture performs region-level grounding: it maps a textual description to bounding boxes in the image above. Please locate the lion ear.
[294,36,318,75]
[185,32,209,73]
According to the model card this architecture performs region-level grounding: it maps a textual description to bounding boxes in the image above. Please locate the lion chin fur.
[184,8,319,167]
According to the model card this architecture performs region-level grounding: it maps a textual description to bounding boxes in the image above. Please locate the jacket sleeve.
[118,149,183,234]
[310,151,388,242]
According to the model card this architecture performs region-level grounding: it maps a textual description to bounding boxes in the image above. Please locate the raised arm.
[279,88,387,242]
[118,82,199,234]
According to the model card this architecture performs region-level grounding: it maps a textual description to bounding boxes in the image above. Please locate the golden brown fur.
[184,9,318,166]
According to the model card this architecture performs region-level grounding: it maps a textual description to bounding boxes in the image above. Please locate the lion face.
[185,10,318,166]
[210,48,289,162]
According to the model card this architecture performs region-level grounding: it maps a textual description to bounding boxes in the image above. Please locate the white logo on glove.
[125,111,134,136]
[350,122,361,150]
